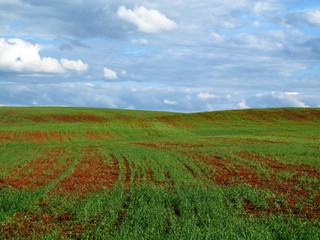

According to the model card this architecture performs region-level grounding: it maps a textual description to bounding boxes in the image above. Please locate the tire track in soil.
[133,141,204,184]
[50,151,119,197]
[191,152,320,220]
[236,151,320,220]
[113,195,130,230]
[123,157,131,188]
[146,170,174,186]
[236,151,320,180]
[183,163,196,178]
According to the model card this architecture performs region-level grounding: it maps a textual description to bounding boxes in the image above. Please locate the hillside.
[0,107,319,239]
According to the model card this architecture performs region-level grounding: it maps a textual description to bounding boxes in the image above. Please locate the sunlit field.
[0,107,319,239]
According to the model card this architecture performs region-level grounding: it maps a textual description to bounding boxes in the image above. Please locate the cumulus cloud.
[301,9,320,26]
[276,9,320,28]
[197,92,216,100]
[163,99,177,105]
[0,82,241,112]
[238,101,249,109]
[84,82,94,87]
[117,5,177,33]
[1,1,320,111]
[103,67,118,80]
[245,92,309,108]
[1,81,320,112]
[60,59,88,72]
[252,1,283,16]
[211,32,224,42]
[0,38,88,75]
[131,38,149,44]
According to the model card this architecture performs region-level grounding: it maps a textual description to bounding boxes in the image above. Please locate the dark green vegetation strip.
[0,107,319,239]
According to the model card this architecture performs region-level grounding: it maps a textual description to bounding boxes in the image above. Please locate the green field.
[0,107,319,239]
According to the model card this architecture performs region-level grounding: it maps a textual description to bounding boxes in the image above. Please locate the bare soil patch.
[51,150,119,197]
[0,148,70,190]
[237,151,320,180]
[1,211,83,239]
[191,152,319,220]
[0,131,74,143]
[28,113,107,123]
[83,131,115,141]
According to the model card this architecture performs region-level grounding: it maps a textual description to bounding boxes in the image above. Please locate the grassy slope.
[0,107,319,239]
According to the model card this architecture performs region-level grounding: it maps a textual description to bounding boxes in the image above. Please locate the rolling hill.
[0,107,319,239]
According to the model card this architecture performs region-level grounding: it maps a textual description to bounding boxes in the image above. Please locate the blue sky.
[0,0,319,112]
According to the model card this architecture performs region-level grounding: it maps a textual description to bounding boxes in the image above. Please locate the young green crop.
[0,107,319,239]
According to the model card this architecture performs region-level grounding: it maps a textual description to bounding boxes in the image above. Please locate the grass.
[0,107,319,239]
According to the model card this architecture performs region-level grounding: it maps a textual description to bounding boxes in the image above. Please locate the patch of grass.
[0,107,319,239]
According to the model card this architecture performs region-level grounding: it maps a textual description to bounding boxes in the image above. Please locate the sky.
[0,0,320,112]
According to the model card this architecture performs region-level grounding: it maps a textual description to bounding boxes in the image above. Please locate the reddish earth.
[191,152,319,220]
[0,148,71,190]
[123,157,131,188]
[235,109,320,122]
[133,141,319,219]
[50,149,119,197]
[123,159,173,187]
[1,211,84,239]
[28,113,107,123]
[236,151,320,180]
[0,131,75,143]
[83,131,115,141]
[0,130,115,143]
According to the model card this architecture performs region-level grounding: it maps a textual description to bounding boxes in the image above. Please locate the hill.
[0,107,319,239]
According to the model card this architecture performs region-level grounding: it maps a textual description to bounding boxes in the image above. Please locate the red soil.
[0,148,70,190]
[51,150,119,197]
[123,157,131,187]
[0,131,74,143]
[28,113,107,123]
[1,211,84,239]
[191,152,319,220]
[83,131,115,141]
[237,151,320,180]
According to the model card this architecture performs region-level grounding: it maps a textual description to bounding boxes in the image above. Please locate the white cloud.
[278,9,320,28]
[117,5,177,33]
[197,92,216,100]
[84,82,94,87]
[103,67,118,80]
[302,9,320,26]
[245,92,309,108]
[60,59,88,72]
[211,32,224,42]
[163,99,177,105]
[284,92,299,96]
[252,2,282,16]
[222,20,236,28]
[131,38,149,44]
[0,38,88,74]
[2,82,319,112]
[238,101,249,109]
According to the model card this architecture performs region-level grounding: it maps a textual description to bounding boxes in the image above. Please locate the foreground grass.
[0,107,319,239]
